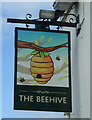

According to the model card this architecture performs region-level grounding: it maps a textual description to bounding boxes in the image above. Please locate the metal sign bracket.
[7,13,80,35]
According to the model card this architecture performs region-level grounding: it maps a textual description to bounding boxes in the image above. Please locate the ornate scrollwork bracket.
[25,13,32,28]
[61,13,79,24]
[69,14,79,24]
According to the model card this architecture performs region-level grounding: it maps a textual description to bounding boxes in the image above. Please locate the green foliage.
[44,52,50,56]
[31,50,50,58]
[31,51,39,55]
[40,51,45,58]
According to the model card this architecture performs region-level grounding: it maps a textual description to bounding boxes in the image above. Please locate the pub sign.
[14,27,72,112]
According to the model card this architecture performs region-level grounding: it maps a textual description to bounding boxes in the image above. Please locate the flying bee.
[19,76,25,82]
[56,56,60,61]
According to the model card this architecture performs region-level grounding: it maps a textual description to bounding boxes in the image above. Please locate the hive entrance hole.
[36,74,42,78]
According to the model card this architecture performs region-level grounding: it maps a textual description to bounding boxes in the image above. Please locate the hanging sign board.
[14,27,72,112]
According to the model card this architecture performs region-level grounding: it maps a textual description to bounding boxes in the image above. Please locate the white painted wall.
[71,2,90,118]
[58,2,90,118]
[90,2,92,119]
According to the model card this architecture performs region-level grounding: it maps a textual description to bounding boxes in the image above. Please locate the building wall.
[54,2,90,118]
[71,2,90,118]
[90,2,92,119]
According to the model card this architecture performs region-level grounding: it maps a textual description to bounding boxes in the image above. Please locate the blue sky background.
[1,2,65,118]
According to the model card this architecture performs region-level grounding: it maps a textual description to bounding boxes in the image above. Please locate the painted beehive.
[30,53,54,84]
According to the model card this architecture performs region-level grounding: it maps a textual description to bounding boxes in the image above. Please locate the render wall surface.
[72,2,90,118]
[57,2,90,118]
[90,2,92,119]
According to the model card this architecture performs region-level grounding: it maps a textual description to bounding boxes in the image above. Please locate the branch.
[18,40,68,52]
